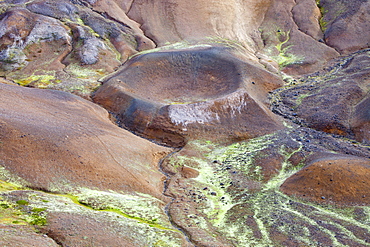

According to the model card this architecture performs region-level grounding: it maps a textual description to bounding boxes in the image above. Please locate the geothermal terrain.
[1,0,370,246]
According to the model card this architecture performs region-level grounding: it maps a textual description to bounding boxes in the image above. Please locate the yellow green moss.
[59,189,179,232]
[64,63,104,79]
[14,74,57,87]
[0,199,28,225]
[0,196,47,226]
[317,5,329,31]
[0,167,29,188]
[169,134,370,246]
[26,189,184,246]
[0,180,23,192]
[272,30,304,68]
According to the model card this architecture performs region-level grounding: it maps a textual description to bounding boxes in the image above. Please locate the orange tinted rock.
[281,154,370,206]
[93,46,285,147]
[0,83,170,199]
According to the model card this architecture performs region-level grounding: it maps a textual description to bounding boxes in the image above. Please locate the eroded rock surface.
[162,127,370,246]
[1,0,370,246]
[0,83,170,198]
[93,45,285,147]
[319,0,370,54]
[281,153,370,205]
[259,0,339,75]
[272,49,370,143]
[0,0,151,97]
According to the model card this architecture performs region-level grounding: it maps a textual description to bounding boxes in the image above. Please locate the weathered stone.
[93,45,285,147]
[127,0,272,57]
[26,0,78,20]
[281,153,370,206]
[0,224,59,247]
[86,0,156,51]
[0,83,171,199]
[0,2,149,97]
[162,128,370,246]
[272,49,370,143]
[292,0,324,41]
[319,0,370,54]
[259,0,339,75]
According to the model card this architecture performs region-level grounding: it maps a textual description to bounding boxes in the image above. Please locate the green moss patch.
[13,74,57,88]
[166,133,370,246]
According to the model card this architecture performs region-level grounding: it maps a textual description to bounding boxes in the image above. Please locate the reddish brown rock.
[0,224,58,247]
[292,0,323,41]
[259,0,339,75]
[319,0,370,54]
[0,83,171,199]
[273,49,370,142]
[281,153,370,206]
[93,46,285,147]
[127,0,272,52]
[87,0,156,51]
[352,95,370,144]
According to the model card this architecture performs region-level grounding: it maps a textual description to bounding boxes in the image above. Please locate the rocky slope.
[1,0,370,246]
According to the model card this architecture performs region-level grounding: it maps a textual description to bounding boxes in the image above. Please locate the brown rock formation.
[273,49,370,143]
[1,0,370,246]
[352,95,370,144]
[0,224,59,246]
[0,83,170,199]
[126,0,271,53]
[319,0,370,54]
[259,0,339,75]
[93,45,285,147]
[281,153,370,206]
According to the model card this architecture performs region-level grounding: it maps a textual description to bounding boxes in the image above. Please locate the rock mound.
[281,153,370,206]
[319,0,370,54]
[0,83,170,198]
[93,46,285,147]
[273,49,370,143]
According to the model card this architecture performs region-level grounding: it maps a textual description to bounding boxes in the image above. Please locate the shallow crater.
[93,46,284,147]
[107,47,243,104]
